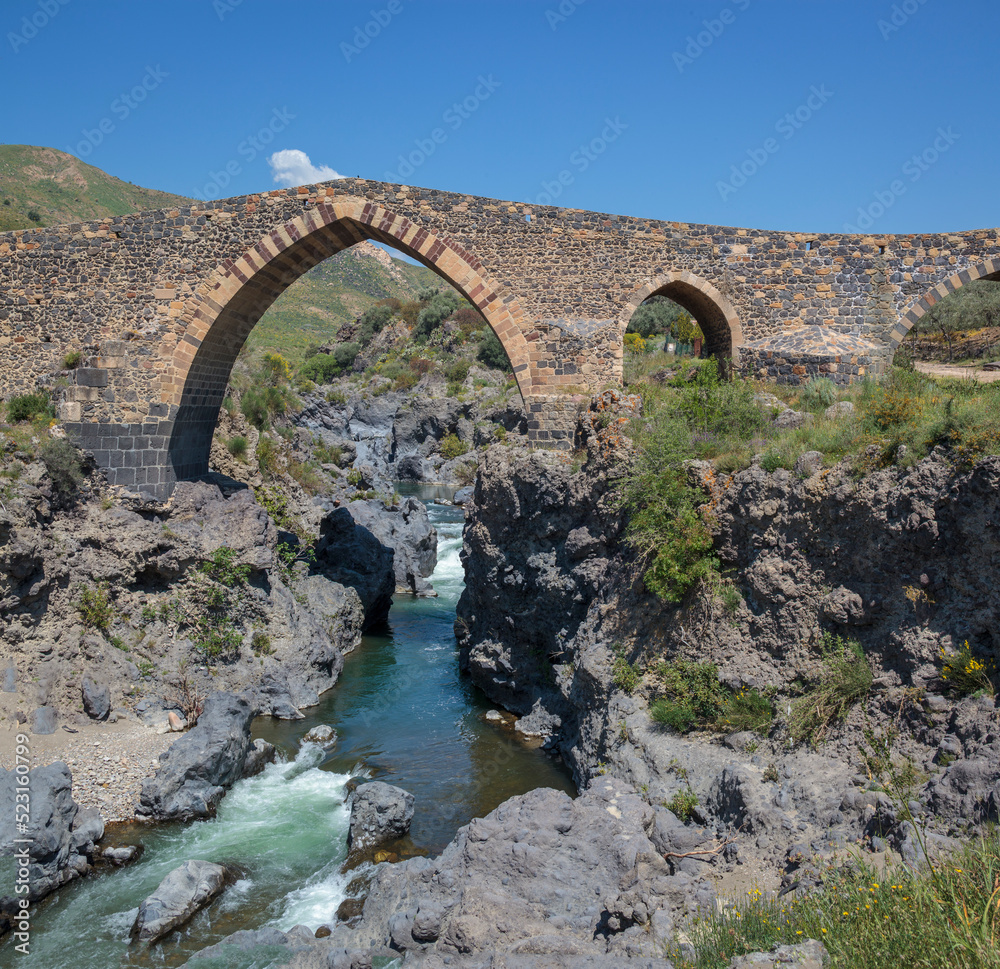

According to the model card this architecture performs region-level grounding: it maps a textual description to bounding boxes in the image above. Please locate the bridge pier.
[524,395,590,451]
[61,410,180,499]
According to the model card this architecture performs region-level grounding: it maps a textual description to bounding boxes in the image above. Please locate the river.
[8,487,574,968]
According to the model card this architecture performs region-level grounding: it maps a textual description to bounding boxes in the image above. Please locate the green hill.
[247,241,444,360]
[0,145,446,359]
[0,145,192,229]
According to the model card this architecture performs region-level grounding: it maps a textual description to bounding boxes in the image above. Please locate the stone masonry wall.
[0,177,997,494]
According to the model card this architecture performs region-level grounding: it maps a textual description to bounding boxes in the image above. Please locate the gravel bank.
[0,717,173,822]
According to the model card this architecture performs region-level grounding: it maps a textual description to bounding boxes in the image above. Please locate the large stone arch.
[162,199,533,481]
[618,271,743,364]
[890,257,1000,348]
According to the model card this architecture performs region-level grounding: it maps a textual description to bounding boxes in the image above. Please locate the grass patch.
[672,831,1000,969]
[620,365,1000,603]
[788,633,873,745]
[226,435,248,459]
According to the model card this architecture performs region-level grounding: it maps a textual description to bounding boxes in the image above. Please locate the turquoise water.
[6,489,573,968]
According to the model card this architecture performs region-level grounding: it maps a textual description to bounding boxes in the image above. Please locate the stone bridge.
[0,177,997,497]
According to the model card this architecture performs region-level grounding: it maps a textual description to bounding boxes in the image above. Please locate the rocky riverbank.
[456,405,1000,887]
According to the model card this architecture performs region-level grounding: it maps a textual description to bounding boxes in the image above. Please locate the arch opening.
[895,263,1000,364]
[165,203,529,483]
[620,272,742,366]
[894,257,1000,353]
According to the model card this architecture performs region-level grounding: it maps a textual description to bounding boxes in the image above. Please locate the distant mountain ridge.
[0,146,443,358]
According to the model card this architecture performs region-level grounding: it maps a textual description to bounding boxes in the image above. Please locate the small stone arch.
[890,257,1000,348]
[161,199,532,480]
[618,271,743,364]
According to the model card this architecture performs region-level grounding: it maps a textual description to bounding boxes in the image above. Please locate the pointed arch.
[619,270,743,363]
[890,257,1000,348]
[160,200,532,480]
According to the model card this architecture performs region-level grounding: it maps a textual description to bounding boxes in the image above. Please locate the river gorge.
[5,487,574,967]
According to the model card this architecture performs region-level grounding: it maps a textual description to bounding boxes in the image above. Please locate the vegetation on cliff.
[620,348,1000,606]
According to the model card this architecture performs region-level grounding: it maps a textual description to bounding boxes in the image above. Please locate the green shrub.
[251,630,273,656]
[800,376,837,410]
[357,304,394,345]
[39,438,84,495]
[415,292,461,339]
[254,484,296,532]
[665,787,698,822]
[654,659,728,725]
[299,343,360,385]
[398,300,421,325]
[477,331,512,371]
[677,359,767,439]
[299,353,339,384]
[940,640,995,697]
[78,584,114,631]
[241,387,270,430]
[394,369,419,390]
[193,616,242,660]
[612,646,642,693]
[649,659,772,735]
[440,433,469,459]
[6,391,54,423]
[226,435,248,459]
[445,359,471,384]
[62,350,82,369]
[314,442,343,467]
[199,546,251,587]
[261,351,292,385]
[788,633,873,744]
[625,458,717,602]
[325,388,347,405]
[450,306,481,333]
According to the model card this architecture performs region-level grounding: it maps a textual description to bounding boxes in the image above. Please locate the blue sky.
[5,0,997,234]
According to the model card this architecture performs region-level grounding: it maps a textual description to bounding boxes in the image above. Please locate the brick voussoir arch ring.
[892,257,1000,348]
[617,270,743,363]
[164,198,536,404]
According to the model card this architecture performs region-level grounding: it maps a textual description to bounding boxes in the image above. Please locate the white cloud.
[267,149,342,187]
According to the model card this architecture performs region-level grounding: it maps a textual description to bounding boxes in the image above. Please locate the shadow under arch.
[892,257,1000,348]
[162,199,532,482]
[619,271,743,365]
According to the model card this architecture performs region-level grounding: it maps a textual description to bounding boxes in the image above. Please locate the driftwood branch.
[663,836,735,860]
